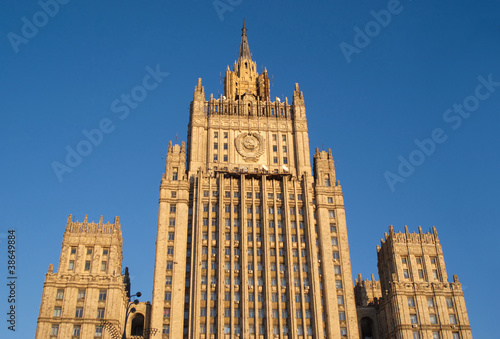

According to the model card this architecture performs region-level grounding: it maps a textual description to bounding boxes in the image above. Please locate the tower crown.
[224,20,270,101]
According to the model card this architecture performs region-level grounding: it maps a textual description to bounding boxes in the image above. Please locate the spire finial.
[238,19,251,61]
[242,19,247,36]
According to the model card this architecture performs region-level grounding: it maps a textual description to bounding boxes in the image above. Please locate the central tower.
[151,22,359,338]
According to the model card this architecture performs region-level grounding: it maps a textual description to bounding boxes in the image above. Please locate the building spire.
[239,19,251,61]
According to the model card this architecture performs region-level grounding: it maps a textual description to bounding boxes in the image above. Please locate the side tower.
[35,215,128,339]
[376,226,472,339]
[151,21,359,338]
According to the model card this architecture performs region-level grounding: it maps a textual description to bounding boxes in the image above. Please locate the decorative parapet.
[377,225,439,252]
[65,214,121,235]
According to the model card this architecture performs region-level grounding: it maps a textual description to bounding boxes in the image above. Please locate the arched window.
[131,313,145,335]
[360,317,374,339]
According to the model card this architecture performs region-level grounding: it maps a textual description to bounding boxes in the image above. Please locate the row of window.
[214,132,287,142]
[50,324,103,337]
[69,247,109,256]
[53,306,105,318]
[413,332,461,339]
[55,289,107,301]
[67,260,108,272]
[407,296,454,308]
[201,191,305,200]
[409,313,458,325]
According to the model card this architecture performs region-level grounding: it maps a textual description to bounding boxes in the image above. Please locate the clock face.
[235,132,266,162]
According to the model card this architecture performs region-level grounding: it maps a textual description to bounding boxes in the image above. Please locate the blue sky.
[1,0,499,337]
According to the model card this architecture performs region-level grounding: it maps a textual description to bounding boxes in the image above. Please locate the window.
[333,251,340,260]
[402,257,408,264]
[328,210,335,218]
[430,257,437,264]
[337,295,344,304]
[56,289,64,300]
[166,261,173,270]
[214,142,218,149]
[452,333,460,339]
[162,325,170,335]
[225,308,231,317]
[449,314,457,324]
[77,289,85,300]
[297,326,304,335]
[413,332,421,339]
[418,269,424,279]
[164,292,171,301]
[339,311,346,321]
[50,325,59,336]
[432,270,439,279]
[429,314,438,324]
[70,247,77,254]
[167,246,174,255]
[282,134,286,141]
[446,297,454,308]
[97,308,105,318]
[163,308,170,318]
[170,191,176,198]
[169,218,175,226]
[98,290,107,301]
[432,332,440,339]
[296,309,302,319]
[427,298,435,307]
[172,170,178,181]
[166,276,173,285]
[410,314,418,324]
[408,297,415,307]
[75,307,83,318]
[213,154,218,161]
[53,307,61,317]
[214,132,218,138]
[73,325,81,336]
[200,307,207,317]
[84,260,91,271]
[336,280,343,289]
[340,327,347,336]
[403,269,410,278]
[100,261,107,271]
[330,223,337,232]
[331,237,338,246]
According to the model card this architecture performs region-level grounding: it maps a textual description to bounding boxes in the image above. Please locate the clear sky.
[1,0,499,337]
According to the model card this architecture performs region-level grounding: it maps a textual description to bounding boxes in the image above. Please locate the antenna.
[175,133,179,143]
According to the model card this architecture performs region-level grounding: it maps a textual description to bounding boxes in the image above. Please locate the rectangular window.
[330,223,337,232]
[333,251,340,260]
[331,237,338,246]
[214,142,218,149]
[339,311,346,321]
[446,297,454,308]
[413,332,421,339]
[98,290,107,301]
[403,269,410,278]
[97,308,105,318]
[449,314,457,324]
[56,289,64,300]
[77,289,85,300]
[169,218,175,226]
[408,297,416,307]
[427,298,435,307]
[334,265,341,274]
[418,269,424,279]
[430,314,438,324]
[164,292,171,301]
[73,325,81,336]
[328,210,335,218]
[167,246,174,255]
[75,307,83,318]
[410,314,418,324]
[432,332,440,339]
[164,308,170,318]
[337,295,344,304]
[336,280,343,289]
[84,260,91,271]
[53,307,61,317]
[50,325,59,336]
[170,191,176,198]
[432,269,439,279]
[100,261,107,271]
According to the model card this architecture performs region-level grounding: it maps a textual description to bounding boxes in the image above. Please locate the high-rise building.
[35,22,472,339]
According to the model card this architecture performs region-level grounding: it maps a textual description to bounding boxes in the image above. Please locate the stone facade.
[36,22,472,339]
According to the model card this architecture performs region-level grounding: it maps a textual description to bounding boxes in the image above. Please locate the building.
[36,22,472,339]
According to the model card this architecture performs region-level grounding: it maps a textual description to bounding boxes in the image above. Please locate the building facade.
[36,22,472,339]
